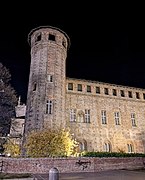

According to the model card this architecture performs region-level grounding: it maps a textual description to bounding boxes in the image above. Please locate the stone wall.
[0,157,145,174]
[66,78,145,153]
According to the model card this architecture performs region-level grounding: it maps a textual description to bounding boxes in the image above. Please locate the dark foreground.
[33,169,145,180]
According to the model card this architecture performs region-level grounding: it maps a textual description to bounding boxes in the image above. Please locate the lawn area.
[0,173,32,179]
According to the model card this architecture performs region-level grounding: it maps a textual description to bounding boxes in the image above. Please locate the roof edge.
[27,25,70,49]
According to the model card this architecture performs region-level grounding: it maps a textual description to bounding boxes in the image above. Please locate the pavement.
[31,169,145,180]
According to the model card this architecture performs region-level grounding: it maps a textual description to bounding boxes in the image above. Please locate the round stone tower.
[23,26,70,135]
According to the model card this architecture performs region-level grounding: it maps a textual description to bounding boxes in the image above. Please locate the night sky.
[0,4,145,104]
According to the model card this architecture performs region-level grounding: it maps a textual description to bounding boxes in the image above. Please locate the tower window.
[112,89,117,96]
[48,34,56,41]
[96,86,100,94]
[46,100,53,114]
[48,75,53,82]
[35,34,41,42]
[87,85,91,93]
[62,39,66,48]
[78,84,82,91]
[68,83,73,90]
[33,83,37,91]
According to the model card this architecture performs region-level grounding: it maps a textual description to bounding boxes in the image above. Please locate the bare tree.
[0,62,17,136]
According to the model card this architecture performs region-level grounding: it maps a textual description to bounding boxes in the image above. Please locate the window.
[70,109,76,122]
[77,111,84,123]
[33,83,36,91]
[96,86,100,94]
[87,85,91,93]
[104,142,111,152]
[112,89,117,96]
[101,110,107,124]
[128,91,132,98]
[127,144,134,153]
[143,93,145,100]
[136,92,140,99]
[48,34,56,41]
[104,88,109,95]
[131,113,136,126]
[46,100,53,114]
[68,83,73,90]
[77,84,82,91]
[114,112,120,125]
[79,140,87,152]
[48,75,53,82]
[84,109,90,123]
[120,90,125,97]
[35,34,41,42]
[62,38,66,48]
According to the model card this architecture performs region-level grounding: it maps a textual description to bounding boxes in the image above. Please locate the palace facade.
[21,26,145,153]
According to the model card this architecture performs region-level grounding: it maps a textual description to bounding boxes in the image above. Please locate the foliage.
[3,138,21,157]
[81,151,145,157]
[24,127,78,158]
[0,62,17,136]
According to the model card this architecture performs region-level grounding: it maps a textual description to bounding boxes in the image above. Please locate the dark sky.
[0,3,145,103]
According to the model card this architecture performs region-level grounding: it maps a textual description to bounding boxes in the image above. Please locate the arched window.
[79,140,87,152]
[104,142,111,152]
[127,144,134,153]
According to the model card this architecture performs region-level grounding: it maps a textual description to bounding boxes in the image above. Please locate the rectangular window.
[70,109,76,122]
[48,75,53,82]
[78,84,82,91]
[46,100,53,114]
[96,86,100,94]
[131,113,136,126]
[104,88,109,95]
[128,91,132,98]
[87,85,91,93]
[35,33,41,42]
[48,34,56,41]
[120,90,125,97]
[143,93,145,100]
[112,89,117,96]
[68,83,73,90]
[85,109,90,123]
[33,83,37,91]
[101,110,107,124]
[136,92,140,99]
[114,112,120,125]
[62,38,66,48]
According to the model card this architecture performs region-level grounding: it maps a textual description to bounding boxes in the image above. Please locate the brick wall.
[0,157,145,174]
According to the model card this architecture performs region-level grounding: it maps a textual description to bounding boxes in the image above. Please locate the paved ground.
[32,169,145,180]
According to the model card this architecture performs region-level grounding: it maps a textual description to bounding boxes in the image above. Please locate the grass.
[0,173,32,179]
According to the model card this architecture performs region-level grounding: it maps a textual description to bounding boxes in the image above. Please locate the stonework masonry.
[1,157,145,173]
[23,26,145,154]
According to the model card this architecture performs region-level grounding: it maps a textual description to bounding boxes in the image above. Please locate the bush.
[81,151,145,157]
